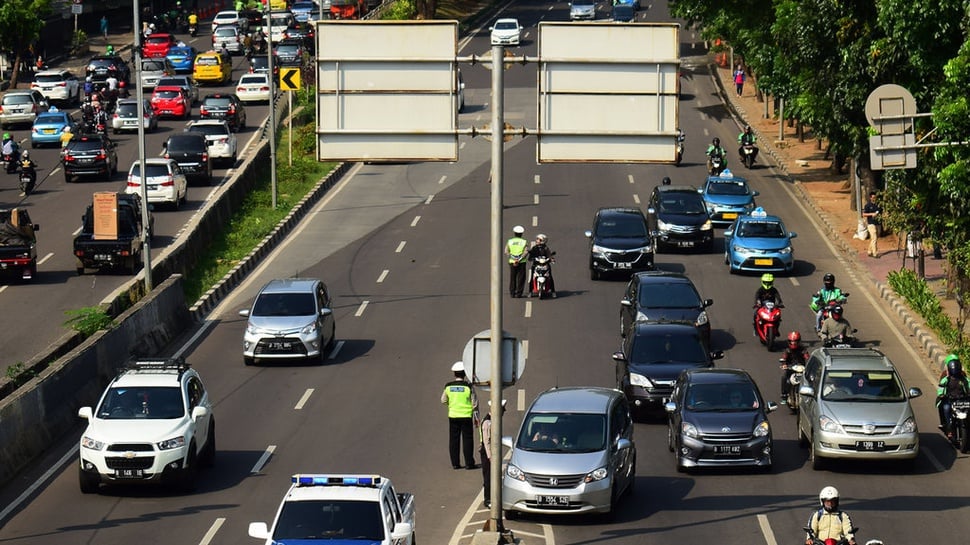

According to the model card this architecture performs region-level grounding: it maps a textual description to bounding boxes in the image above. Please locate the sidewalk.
[712,61,951,369]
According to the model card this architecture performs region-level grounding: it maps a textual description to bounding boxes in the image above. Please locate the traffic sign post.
[865,84,918,170]
[279,68,300,91]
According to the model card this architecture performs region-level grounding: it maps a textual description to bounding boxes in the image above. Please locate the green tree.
[0,0,52,88]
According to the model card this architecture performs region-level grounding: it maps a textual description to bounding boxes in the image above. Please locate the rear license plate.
[80,158,94,163]
[162,110,174,114]
[43,129,55,134]
[953,400,970,410]
[148,185,158,191]
[536,495,569,506]
[124,120,138,126]
[855,440,885,451]
[723,212,738,219]
[115,469,144,478]
[714,445,741,455]
[269,341,293,350]
[94,254,113,261]
[754,258,773,266]
[615,262,631,269]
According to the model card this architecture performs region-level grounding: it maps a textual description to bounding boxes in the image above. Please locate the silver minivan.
[797,347,922,470]
[502,387,636,517]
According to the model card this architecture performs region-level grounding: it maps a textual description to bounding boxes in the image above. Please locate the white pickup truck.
[249,474,416,544]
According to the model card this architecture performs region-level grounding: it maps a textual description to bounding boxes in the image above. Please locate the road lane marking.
[788,276,800,287]
[521,340,528,360]
[633,194,640,204]
[354,301,369,316]
[0,444,78,524]
[37,252,54,265]
[198,517,225,545]
[377,270,389,283]
[534,174,541,184]
[251,445,276,474]
[757,514,778,545]
[532,215,538,227]
[329,340,345,360]
[517,388,526,412]
[628,174,635,184]
[425,194,434,205]
[395,241,406,253]
[410,216,421,227]
[295,389,314,410]
[438,175,447,184]
[524,301,532,318]
[533,194,539,205]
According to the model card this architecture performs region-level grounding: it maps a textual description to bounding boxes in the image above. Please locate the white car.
[30,70,81,104]
[212,9,247,33]
[186,119,238,166]
[236,73,271,104]
[77,358,215,493]
[265,11,295,43]
[126,158,188,208]
[490,18,522,46]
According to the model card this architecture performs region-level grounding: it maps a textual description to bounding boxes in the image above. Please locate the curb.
[708,61,947,375]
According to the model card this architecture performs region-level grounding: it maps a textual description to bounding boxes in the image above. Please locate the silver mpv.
[502,387,636,517]
[797,347,922,470]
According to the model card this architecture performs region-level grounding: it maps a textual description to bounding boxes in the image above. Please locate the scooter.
[754,300,783,351]
[19,162,36,195]
[189,23,197,37]
[945,397,970,453]
[529,254,556,299]
[2,149,20,174]
[708,152,725,175]
[741,143,758,168]
[779,358,805,413]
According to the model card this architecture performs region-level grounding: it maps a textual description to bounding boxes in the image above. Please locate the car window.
[630,332,708,364]
[131,163,172,178]
[659,193,707,214]
[273,500,384,541]
[196,56,222,66]
[97,386,185,419]
[215,27,238,36]
[821,370,905,401]
[154,90,182,99]
[69,141,105,152]
[143,60,166,71]
[685,383,759,411]
[203,96,232,107]
[2,95,33,105]
[253,292,317,316]
[517,412,606,452]
[240,75,267,84]
[707,180,749,195]
[189,124,228,137]
[495,21,518,30]
[637,281,701,309]
[188,377,205,408]
[166,137,206,152]
[596,214,647,238]
[805,356,822,388]
[147,36,171,45]
[34,113,65,124]
[739,221,785,238]
[34,74,69,83]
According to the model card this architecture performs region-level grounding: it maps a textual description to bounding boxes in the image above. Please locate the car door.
[187,376,211,449]
[620,277,638,337]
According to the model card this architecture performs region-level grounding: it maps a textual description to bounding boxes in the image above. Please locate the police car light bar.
[292,474,382,487]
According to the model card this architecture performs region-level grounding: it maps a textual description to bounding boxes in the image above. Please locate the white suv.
[186,119,238,166]
[77,358,215,493]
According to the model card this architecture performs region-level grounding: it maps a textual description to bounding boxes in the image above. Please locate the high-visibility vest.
[507,237,527,264]
[443,381,474,418]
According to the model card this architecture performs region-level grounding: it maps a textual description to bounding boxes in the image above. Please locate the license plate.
[124,120,138,126]
[856,440,886,451]
[162,110,174,114]
[615,262,631,269]
[953,400,970,410]
[80,158,94,163]
[754,258,773,266]
[94,254,113,261]
[536,495,569,506]
[43,129,55,134]
[714,445,741,455]
[723,212,738,219]
[115,468,144,478]
[269,341,293,350]
[677,241,695,247]
[148,185,158,191]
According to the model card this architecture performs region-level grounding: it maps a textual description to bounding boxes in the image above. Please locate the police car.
[249,474,416,545]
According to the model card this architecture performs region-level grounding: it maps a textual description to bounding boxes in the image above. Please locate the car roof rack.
[125,357,191,378]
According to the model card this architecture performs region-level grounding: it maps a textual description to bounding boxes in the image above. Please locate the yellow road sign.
[279,68,301,91]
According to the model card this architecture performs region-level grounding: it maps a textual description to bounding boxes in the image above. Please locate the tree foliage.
[0,0,52,88]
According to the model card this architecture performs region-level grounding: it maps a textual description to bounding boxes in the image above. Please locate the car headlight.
[681,421,699,438]
[639,244,653,253]
[700,219,713,231]
[732,244,751,255]
[696,310,709,327]
[896,416,917,434]
[657,219,672,231]
[81,436,105,450]
[753,421,770,437]
[777,246,793,255]
[584,466,609,483]
[157,436,186,450]
[819,415,844,434]
[506,463,526,481]
[246,323,264,336]
[629,373,652,388]
[301,321,319,335]
[591,244,609,256]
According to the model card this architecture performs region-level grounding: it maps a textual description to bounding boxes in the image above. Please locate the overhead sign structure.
[279,67,301,91]
[865,84,918,170]
[537,22,681,163]
[316,21,460,162]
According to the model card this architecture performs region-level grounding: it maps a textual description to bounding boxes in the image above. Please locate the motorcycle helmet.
[945,354,963,377]
[787,331,801,348]
[830,305,843,320]
[512,225,524,235]
[819,486,839,511]
[662,176,671,185]
[2,133,9,140]
[745,125,752,133]
[761,273,774,290]
[21,150,28,159]
[536,234,547,243]
[712,137,720,146]
[823,273,835,289]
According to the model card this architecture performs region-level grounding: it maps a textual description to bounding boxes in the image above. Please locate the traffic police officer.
[441,361,477,469]
[480,398,506,507]
[506,225,528,298]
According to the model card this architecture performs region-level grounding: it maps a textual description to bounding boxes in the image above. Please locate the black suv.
[63,133,119,182]
[585,207,654,280]
[612,322,723,419]
[85,55,131,84]
[647,184,714,252]
[273,38,305,66]
[199,93,247,132]
[163,133,212,184]
[620,271,714,344]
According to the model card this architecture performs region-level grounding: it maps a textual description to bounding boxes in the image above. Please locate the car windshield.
[821,370,906,402]
[253,292,316,316]
[685,383,760,411]
[738,221,785,238]
[196,56,222,66]
[96,386,184,419]
[34,73,70,83]
[516,413,606,453]
[659,194,707,214]
[147,36,171,45]
[143,60,166,71]
[166,136,205,152]
[630,332,708,364]
[574,0,595,6]
[495,21,518,30]
[189,124,228,137]
[277,44,300,53]
[637,282,701,309]
[707,180,749,196]
[34,114,65,124]
[240,76,267,85]
[69,141,105,152]
[154,90,182,99]
[204,97,232,108]
[273,500,384,541]
[168,48,193,57]
[157,78,187,87]
[88,59,118,70]
[215,27,237,36]
[596,215,648,238]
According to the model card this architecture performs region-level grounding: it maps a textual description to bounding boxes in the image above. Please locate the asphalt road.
[1,2,968,545]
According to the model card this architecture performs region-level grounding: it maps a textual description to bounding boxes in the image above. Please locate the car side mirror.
[908,387,922,399]
[789,232,797,239]
[162,140,168,148]
[620,299,632,308]
[584,230,592,238]
[616,438,632,451]
[703,298,714,308]
[320,308,333,317]
[765,401,778,413]
[611,350,627,362]
[799,384,815,397]
[752,190,760,196]
[501,436,513,448]
[78,407,93,419]
[32,223,40,231]
[710,350,725,360]
[664,401,676,413]
[646,207,656,215]
[239,308,251,317]
[724,229,733,237]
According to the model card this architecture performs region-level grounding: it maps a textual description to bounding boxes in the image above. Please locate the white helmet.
[21,150,29,159]
[536,234,547,243]
[512,225,524,235]
[819,486,839,510]
[451,361,465,373]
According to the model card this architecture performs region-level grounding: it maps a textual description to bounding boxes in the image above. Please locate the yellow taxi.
[192,51,233,85]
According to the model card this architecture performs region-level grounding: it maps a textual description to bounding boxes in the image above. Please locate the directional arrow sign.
[279,68,300,91]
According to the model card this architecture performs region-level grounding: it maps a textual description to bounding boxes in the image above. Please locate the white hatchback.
[236,73,271,104]
[186,119,238,166]
[126,158,188,209]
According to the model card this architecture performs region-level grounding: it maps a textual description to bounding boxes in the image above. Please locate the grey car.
[797,347,922,470]
[0,90,49,128]
[239,278,336,365]
[502,387,636,518]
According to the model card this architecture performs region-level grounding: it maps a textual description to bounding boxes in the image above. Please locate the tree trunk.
[831,152,847,175]
[9,55,22,89]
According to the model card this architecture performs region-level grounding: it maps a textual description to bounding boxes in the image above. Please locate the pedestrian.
[733,64,745,96]
[441,361,477,470]
[506,225,528,298]
[100,16,109,40]
[862,191,882,257]
[480,398,506,508]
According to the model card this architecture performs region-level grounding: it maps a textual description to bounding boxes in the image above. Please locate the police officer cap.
[451,361,465,372]
[513,225,524,235]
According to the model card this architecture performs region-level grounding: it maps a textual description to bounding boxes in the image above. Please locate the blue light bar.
[291,474,382,487]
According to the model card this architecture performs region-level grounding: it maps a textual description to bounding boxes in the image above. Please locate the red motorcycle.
[754,300,783,351]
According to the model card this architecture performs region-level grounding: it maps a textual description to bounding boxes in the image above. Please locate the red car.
[143,33,177,58]
[150,85,191,119]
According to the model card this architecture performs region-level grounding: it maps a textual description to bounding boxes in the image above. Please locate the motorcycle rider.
[780,331,809,405]
[753,272,784,335]
[811,273,847,331]
[737,125,759,164]
[506,225,528,298]
[527,233,556,298]
[188,11,198,35]
[706,137,727,173]
[806,486,856,545]
[936,354,970,440]
[83,75,95,98]
[18,150,37,194]
[818,305,853,345]
[2,132,20,173]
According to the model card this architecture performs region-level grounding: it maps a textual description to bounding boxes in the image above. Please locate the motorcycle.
[804,525,861,545]
[529,253,556,299]
[189,23,197,37]
[821,330,857,348]
[19,162,36,195]
[779,358,805,413]
[708,152,725,175]
[741,143,758,168]
[675,132,685,166]
[754,300,783,351]
[2,149,20,174]
[945,396,970,453]
[814,293,849,332]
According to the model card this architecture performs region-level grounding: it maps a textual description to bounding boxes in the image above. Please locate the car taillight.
[64,154,75,162]
[96,151,107,159]
[260,86,269,91]
[57,82,66,87]
[127,176,140,187]
[202,152,208,161]
[160,176,174,187]
[113,113,119,119]
[228,106,235,114]
[164,152,170,159]
[236,86,245,92]
[200,106,208,115]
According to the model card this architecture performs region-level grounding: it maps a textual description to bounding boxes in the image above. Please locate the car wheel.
[590,268,600,281]
[31,141,37,149]
[810,445,825,470]
[244,356,255,366]
[65,173,72,183]
[504,509,518,521]
[325,322,336,351]
[79,468,100,494]
[76,266,84,275]
[667,425,675,452]
[178,446,199,492]
[797,424,809,448]
[200,421,216,468]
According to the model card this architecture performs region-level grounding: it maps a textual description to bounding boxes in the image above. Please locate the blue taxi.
[699,170,759,227]
[166,45,198,73]
[723,208,797,274]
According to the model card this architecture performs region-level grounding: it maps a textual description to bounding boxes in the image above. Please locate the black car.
[585,207,654,280]
[665,368,777,472]
[199,93,247,132]
[647,184,714,252]
[249,54,281,76]
[85,55,131,84]
[282,23,315,51]
[612,322,723,419]
[620,271,714,344]
[239,8,265,29]
[162,133,212,184]
[62,133,119,183]
[273,38,306,66]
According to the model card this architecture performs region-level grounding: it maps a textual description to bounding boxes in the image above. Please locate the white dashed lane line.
[354,301,370,317]
[197,518,225,545]
[395,241,407,253]
[251,445,276,474]
[410,216,421,227]
[294,389,314,410]
[377,270,389,283]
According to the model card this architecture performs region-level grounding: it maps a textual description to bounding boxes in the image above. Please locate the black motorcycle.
[2,149,20,174]
[708,152,725,175]
[19,162,36,195]
[741,143,759,168]
[945,396,970,453]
